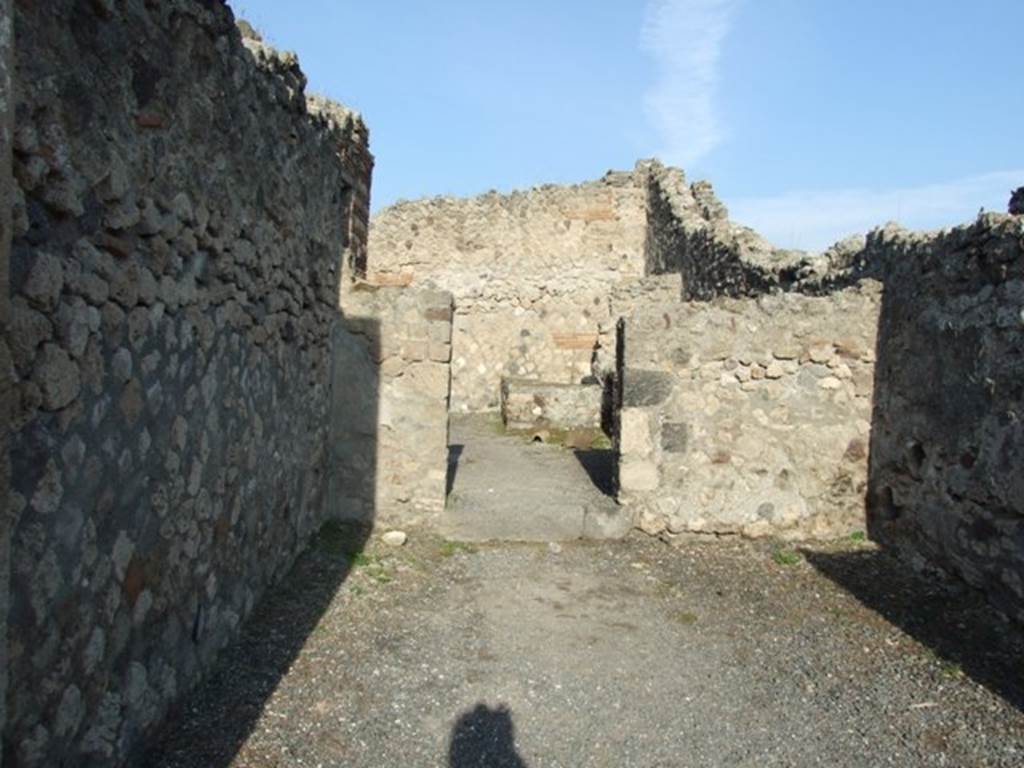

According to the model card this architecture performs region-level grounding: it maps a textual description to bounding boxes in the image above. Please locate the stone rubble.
[381,531,408,547]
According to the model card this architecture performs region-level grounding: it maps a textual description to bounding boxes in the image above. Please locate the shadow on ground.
[804,548,1024,713]
[447,443,465,496]
[572,448,616,497]
[145,520,371,767]
[449,704,529,768]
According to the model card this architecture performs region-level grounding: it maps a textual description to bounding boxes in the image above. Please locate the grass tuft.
[772,548,802,566]
[351,552,376,568]
[940,660,964,679]
[440,540,477,557]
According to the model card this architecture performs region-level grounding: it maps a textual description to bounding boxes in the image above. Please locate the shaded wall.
[1,0,14,759]
[641,160,805,300]
[866,215,1024,623]
[618,286,880,539]
[368,172,649,411]
[5,3,372,765]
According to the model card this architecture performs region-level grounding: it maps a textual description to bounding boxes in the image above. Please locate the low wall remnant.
[618,286,881,540]
[500,378,603,434]
[333,284,453,525]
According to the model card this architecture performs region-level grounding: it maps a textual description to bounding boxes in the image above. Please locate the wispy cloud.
[641,0,737,168]
[727,170,1024,252]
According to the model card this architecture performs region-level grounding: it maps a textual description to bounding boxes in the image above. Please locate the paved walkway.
[150,527,1024,767]
[441,414,629,542]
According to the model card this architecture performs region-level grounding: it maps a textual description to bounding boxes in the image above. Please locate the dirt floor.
[148,524,1024,767]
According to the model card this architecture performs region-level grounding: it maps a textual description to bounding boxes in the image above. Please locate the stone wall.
[618,287,880,540]
[500,379,603,433]
[332,284,453,525]
[368,173,649,411]
[1,0,14,758]
[366,160,822,413]
[864,214,1024,623]
[238,25,373,280]
[5,3,371,765]
[1010,187,1024,216]
[641,160,807,300]
[619,189,1024,623]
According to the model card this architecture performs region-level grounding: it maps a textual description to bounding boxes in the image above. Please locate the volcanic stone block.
[621,368,674,407]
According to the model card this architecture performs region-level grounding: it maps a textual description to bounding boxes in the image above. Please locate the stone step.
[441,496,631,543]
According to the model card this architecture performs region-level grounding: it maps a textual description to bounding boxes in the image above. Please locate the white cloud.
[727,170,1024,252]
[641,0,737,168]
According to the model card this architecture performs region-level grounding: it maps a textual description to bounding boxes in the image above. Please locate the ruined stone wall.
[368,173,649,411]
[5,3,371,765]
[618,286,880,540]
[365,161,824,413]
[864,214,1024,623]
[620,196,1024,622]
[641,160,807,300]
[332,284,453,525]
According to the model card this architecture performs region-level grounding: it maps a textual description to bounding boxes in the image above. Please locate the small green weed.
[772,548,802,566]
[440,540,477,557]
[349,551,395,586]
[940,660,964,679]
[849,530,867,542]
[351,552,376,568]
[654,580,678,598]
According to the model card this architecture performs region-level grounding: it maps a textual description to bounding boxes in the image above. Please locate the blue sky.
[233,1,1023,250]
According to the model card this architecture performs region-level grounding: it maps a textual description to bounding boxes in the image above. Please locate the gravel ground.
[147,525,1024,767]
